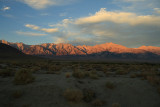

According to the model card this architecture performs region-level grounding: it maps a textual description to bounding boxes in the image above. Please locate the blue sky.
[0,0,160,47]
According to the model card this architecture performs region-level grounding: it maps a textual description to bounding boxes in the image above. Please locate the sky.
[0,0,160,48]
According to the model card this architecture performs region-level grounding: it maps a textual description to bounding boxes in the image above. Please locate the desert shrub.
[85,65,93,71]
[65,72,71,78]
[0,68,14,77]
[89,73,99,79]
[112,103,121,107]
[91,99,105,106]
[83,88,96,102]
[12,90,23,99]
[46,65,62,74]
[72,69,86,79]
[30,66,41,73]
[14,69,35,85]
[48,65,62,71]
[106,81,115,89]
[116,69,128,75]
[146,76,160,85]
[64,88,83,103]
[89,70,99,79]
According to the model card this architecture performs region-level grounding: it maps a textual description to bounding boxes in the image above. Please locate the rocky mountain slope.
[0,40,160,59]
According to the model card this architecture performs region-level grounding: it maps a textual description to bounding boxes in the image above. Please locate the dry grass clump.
[91,99,105,106]
[83,88,96,102]
[0,68,14,77]
[64,88,83,103]
[106,81,115,89]
[112,103,121,107]
[12,90,23,99]
[14,69,35,85]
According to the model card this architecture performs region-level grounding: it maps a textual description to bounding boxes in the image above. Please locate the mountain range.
[0,40,160,60]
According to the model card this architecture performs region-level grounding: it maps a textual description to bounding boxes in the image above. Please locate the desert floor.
[0,61,160,107]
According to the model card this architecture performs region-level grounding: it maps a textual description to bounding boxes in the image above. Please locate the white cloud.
[75,8,160,26]
[154,8,160,14]
[47,8,160,47]
[41,28,58,33]
[19,0,77,9]
[25,24,40,30]
[16,31,47,36]
[25,24,58,33]
[113,0,160,14]
[2,6,10,11]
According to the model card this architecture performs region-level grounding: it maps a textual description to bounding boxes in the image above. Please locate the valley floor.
[0,61,160,107]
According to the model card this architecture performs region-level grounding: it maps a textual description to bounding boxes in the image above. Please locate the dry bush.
[64,88,83,103]
[65,72,71,78]
[106,81,115,89]
[72,69,86,79]
[112,103,121,107]
[89,73,99,79]
[46,65,62,74]
[83,88,96,102]
[116,69,129,75]
[12,90,23,99]
[89,70,98,79]
[14,69,35,85]
[146,76,160,85]
[30,66,41,73]
[91,99,105,106]
[0,68,14,77]
[48,65,62,71]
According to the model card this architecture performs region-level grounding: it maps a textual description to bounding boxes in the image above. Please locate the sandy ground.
[0,68,160,107]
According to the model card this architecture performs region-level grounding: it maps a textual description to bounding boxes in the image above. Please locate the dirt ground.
[0,66,160,107]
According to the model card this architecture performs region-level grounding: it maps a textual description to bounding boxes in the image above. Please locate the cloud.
[19,0,77,9]
[113,0,160,14]
[2,6,10,11]
[16,31,47,36]
[154,8,160,14]
[75,8,160,26]
[48,8,160,47]
[25,24,58,33]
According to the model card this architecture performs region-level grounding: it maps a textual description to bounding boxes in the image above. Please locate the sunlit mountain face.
[1,40,160,61]
[0,0,160,48]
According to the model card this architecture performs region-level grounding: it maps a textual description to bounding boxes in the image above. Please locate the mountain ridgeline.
[0,40,160,60]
